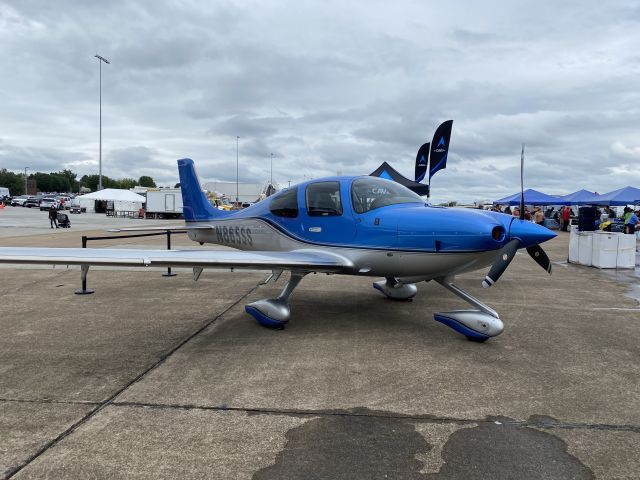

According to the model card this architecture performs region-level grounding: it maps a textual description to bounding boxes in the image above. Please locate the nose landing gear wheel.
[434,277,503,342]
[373,277,417,300]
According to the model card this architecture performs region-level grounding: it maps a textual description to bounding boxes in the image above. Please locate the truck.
[0,187,10,200]
[144,188,183,219]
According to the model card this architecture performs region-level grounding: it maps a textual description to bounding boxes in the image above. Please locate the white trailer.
[145,188,183,219]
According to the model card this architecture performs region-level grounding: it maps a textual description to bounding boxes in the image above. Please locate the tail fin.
[177,158,229,221]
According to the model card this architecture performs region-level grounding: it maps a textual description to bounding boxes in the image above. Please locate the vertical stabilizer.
[177,158,228,221]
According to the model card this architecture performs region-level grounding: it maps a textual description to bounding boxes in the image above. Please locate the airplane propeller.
[482,144,553,288]
[526,244,552,273]
[482,239,519,288]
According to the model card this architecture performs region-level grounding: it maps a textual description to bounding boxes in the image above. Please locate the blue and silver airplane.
[0,159,555,342]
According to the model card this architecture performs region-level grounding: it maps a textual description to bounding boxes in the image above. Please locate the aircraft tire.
[466,335,488,343]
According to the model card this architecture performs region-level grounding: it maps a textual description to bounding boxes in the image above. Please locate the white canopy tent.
[75,189,145,213]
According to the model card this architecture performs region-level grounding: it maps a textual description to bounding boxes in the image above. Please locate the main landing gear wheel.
[245,272,306,329]
[466,336,489,343]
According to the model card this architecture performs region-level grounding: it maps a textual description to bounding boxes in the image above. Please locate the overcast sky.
[1,0,639,203]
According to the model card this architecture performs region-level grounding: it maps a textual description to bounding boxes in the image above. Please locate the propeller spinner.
[482,222,555,288]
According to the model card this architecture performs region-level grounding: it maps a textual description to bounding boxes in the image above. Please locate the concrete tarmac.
[1,208,639,479]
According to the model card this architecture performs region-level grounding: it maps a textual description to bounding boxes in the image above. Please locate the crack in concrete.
[105,401,640,434]
[4,395,639,434]
[0,398,99,406]
[3,282,261,479]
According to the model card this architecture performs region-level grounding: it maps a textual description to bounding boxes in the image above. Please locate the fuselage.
[184,175,532,279]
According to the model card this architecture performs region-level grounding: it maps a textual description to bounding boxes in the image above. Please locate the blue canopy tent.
[558,189,600,205]
[580,186,640,206]
[493,189,568,206]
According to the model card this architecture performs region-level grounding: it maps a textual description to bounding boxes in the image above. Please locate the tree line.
[0,169,157,196]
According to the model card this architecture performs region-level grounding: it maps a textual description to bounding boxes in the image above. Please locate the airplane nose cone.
[509,219,556,248]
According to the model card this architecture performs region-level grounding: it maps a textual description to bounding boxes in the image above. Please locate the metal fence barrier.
[75,230,186,295]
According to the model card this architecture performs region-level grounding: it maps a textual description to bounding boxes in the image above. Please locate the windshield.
[351,177,424,214]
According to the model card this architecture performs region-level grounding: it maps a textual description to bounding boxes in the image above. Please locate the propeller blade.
[519,144,525,220]
[482,239,520,288]
[526,245,552,274]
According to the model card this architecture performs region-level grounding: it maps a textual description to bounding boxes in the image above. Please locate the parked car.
[23,197,40,208]
[11,195,29,207]
[69,198,84,214]
[39,198,59,211]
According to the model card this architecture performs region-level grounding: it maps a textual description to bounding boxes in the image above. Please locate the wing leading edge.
[0,247,356,273]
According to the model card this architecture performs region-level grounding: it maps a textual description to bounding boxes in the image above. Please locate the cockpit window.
[351,177,424,214]
[269,187,298,218]
[306,181,343,216]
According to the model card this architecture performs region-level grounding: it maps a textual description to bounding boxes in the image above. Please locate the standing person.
[533,206,545,226]
[48,204,58,229]
[625,209,638,235]
[504,206,512,215]
[561,206,571,232]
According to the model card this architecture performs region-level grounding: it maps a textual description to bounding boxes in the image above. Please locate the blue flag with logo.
[429,120,453,180]
[414,142,430,183]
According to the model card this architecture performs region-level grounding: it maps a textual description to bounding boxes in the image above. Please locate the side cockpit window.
[269,188,299,218]
[306,182,343,217]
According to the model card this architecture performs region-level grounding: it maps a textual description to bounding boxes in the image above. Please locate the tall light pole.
[236,136,240,205]
[270,152,273,185]
[94,54,110,190]
[24,167,29,195]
